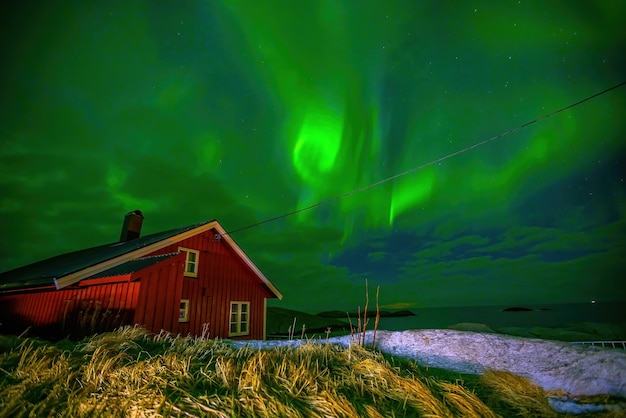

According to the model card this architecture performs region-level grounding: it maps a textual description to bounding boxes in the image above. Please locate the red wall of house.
[0,228,276,340]
[149,229,275,340]
[0,281,141,339]
[0,253,186,340]
[132,254,185,334]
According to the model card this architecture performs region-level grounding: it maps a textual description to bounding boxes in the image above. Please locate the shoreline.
[271,321,626,343]
[268,304,626,342]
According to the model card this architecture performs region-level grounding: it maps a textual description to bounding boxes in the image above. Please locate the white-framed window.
[179,247,199,277]
[229,301,250,336]
[179,299,190,323]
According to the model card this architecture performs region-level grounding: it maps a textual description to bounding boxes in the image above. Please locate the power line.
[227,81,626,235]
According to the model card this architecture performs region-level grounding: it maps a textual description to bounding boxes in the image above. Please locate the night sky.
[1,1,624,312]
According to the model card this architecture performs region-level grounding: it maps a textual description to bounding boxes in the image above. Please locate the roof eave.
[54,220,283,299]
[54,221,219,289]
[213,223,283,300]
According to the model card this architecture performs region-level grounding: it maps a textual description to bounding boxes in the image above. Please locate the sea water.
[374,302,625,331]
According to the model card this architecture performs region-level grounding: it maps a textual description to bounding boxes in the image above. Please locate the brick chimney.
[120,210,144,242]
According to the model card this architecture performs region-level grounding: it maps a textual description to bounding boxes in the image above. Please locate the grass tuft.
[479,369,558,417]
[0,327,622,417]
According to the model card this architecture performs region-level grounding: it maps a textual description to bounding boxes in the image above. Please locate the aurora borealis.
[1,1,624,312]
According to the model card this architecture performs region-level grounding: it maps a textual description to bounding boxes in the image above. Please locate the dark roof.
[86,253,181,280]
[0,221,212,291]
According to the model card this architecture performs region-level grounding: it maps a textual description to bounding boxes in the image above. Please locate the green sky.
[1,1,624,312]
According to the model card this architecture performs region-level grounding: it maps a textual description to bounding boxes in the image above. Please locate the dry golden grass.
[0,327,623,417]
[479,369,558,417]
[438,380,500,417]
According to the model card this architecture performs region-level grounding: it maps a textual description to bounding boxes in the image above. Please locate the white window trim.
[229,301,250,337]
[179,247,199,277]
[179,299,190,323]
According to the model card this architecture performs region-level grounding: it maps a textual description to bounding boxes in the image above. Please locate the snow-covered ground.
[234,329,626,414]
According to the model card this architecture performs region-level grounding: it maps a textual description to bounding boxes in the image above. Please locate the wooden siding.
[149,229,275,339]
[132,254,185,334]
[0,227,278,341]
[0,253,185,340]
[0,281,140,340]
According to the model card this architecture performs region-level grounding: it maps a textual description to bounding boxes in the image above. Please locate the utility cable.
[225,81,625,236]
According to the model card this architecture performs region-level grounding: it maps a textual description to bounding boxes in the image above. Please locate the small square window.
[229,301,250,336]
[179,247,199,277]
[179,299,190,322]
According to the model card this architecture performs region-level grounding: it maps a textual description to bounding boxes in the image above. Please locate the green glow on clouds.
[0,1,624,311]
[389,171,435,226]
[292,102,344,185]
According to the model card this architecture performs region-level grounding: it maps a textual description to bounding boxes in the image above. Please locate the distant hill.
[266,307,349,336]
[317,309,416,318]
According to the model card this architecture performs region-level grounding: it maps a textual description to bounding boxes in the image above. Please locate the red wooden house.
[0,211,282,340]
